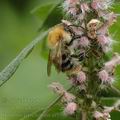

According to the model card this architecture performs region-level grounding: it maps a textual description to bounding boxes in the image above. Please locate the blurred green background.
[0,0,120,120]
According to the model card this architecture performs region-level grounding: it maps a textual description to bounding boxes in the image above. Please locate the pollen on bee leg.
[87,19,101,31]
[62,19,72,26]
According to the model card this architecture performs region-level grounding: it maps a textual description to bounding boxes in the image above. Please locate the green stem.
[36,86,73,120]
[81,111,87,120]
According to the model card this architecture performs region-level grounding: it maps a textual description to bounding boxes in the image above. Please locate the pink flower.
[63,0,79,15]
[93,111,104,119]
[91,0,113,10]
[97,25,108,36]
[97,13,116,35]
[79,36,90,47]
[68,7,78,15]
[70,70,86,86]
[63,92,76,103]
[49,82,65,95]
[77,71,87,83]
[104,53,120,73]
[68,0,79,4]
[64,102,77,115]
[97,35,112,52]
[107,12,117,26]
[98,70,109,83]
[97,35,110,47]
[93,111,111,120]
[80,3,90,13]
[97,10,109,19]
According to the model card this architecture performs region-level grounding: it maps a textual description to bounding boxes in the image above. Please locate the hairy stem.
[81,111,87,120]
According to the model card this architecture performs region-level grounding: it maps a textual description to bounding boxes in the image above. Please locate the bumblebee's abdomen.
[61,53,73,72]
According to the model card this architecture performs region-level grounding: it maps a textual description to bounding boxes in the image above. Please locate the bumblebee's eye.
[62,54,67,60]
[89,24,92,28]
[93,23,97,27]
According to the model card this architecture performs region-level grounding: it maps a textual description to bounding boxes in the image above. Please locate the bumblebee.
[47,24,74,76]
[47,23,87,76]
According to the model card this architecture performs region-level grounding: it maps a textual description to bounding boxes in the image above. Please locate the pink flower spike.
[98,70,109,83]
[64,102,77,115]
[79,36,90,47]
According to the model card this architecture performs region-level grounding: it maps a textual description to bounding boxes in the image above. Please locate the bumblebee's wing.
[47,50,52,76]
[55,40,62,72]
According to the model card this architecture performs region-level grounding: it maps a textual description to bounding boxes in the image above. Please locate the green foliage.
[0,30,49,87]
[0,0,120,120]
[31,0,62,30]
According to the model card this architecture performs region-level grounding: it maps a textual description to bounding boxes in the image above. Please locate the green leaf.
[31,0,62,30]
[19,109,44,120]
[0,30,49,87]
[31,3,56,21]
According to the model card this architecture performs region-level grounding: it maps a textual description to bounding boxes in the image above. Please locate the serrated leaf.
[0,30,49,87]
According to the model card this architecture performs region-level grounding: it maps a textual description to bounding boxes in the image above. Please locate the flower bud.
[98,70,109,83]
[63,92,76,103]
[77,71,87,84]
[64,102,77,115]
[49,82,65,95]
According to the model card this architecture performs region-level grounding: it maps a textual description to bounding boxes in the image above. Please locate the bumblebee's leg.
[47,50,52,76]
